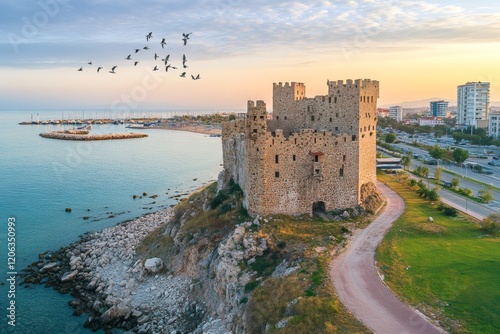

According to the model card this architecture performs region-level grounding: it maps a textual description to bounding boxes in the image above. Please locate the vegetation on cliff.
[136,180,379,333]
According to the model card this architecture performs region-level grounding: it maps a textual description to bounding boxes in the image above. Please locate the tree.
[385,133,396,143]
[480,213,500,235]
[478,188,494,204]
[451,177,460,190]
[434,166,443,183]
[429,144,445,164]
[452,147,469,165]
[415,165,429,178]
[427,188,440,201]
[459,187,472,197]
[400,153,412,171]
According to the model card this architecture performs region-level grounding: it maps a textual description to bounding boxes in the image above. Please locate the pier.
[40,132,148,141]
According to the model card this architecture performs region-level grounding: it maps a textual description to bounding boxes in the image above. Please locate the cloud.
[0,0,499,70]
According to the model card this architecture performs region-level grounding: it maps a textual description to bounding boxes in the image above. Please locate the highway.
[380,140,500,218]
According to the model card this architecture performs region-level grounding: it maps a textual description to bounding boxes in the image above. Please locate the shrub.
[244,281,259,292]
[409,179,417,187]
[277,241,287,249]
[480,214,500,235]
[209,191,229,209]
[459,187,472,197]
[444,207,458,217]
[427,189,440,201]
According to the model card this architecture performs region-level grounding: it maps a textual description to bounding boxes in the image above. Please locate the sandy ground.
[330,182,444,334]
[155,124,222,135]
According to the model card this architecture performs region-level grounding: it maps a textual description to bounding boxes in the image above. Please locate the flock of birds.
[77,32,201,80]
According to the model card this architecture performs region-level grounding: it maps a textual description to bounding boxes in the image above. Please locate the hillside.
[22,180,383,333]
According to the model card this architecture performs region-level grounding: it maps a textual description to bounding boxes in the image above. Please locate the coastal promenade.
[330,182,444,334]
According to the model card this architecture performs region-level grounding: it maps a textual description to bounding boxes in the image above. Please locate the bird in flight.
[143,46,150,50]
[183,33,192,39]
[77,67,83,71]
[161,38,166,48]
[134,61,139,66]
[182,37,188,46]
[154,53,159,60]
[191,74,200,80]
[109,66,117,74]
[153,65,159,71]
[125,54,132,60]
[179,72,186,78]
[135,49,140,53]
[162,54,170,65]
[146,32,152,41]
[88,61,92,65]
[97,67,103,72]
[165,64,178,72]
[182,54,188,68]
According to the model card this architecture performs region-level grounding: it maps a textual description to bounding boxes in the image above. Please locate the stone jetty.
[40,132,148,141]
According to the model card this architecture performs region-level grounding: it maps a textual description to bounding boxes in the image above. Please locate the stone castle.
[219,79,380,216]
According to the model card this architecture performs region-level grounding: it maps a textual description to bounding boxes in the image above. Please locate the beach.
[155,123,222,136]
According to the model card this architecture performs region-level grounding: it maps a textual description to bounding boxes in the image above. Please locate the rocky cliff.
[22,180,382,334]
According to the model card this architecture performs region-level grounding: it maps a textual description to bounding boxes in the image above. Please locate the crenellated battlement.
[220,78,379,216]
[273,82,306,88]
[327,78,378,88]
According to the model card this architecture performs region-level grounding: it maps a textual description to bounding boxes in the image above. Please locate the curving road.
[330,182,444,334]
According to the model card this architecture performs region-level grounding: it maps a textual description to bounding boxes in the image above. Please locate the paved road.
[330,182,443,334]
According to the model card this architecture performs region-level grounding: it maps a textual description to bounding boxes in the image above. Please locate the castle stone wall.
[220,79,379,216]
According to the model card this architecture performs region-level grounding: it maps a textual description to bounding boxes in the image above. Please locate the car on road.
[488,160,500,167]
[442,181,453,188]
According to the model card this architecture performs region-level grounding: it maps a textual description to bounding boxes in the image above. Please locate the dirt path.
[330,181,444,334]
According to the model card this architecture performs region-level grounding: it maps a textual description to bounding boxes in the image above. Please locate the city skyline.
[1,0,500,110]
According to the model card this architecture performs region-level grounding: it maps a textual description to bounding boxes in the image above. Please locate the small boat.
[126,124,145,129]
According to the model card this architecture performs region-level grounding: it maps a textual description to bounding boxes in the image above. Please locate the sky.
[1,0,499,111]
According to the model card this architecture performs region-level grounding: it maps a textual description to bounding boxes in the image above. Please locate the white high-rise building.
[389,106,403,122]
[489,112,500,139]
[457,82,490,128]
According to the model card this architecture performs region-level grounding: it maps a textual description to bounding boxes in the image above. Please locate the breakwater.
[40,132,148,141]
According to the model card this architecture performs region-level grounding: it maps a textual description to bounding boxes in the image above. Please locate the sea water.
[0,110,223,333]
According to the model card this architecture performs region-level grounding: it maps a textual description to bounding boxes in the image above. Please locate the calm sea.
[0,110,223,333]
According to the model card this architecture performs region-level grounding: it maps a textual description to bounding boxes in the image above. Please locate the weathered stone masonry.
[219,79,379,216]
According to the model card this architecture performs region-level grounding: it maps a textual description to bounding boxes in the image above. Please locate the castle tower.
[273,82,306,116]
[246,100,267,138]
[220,79,379,216]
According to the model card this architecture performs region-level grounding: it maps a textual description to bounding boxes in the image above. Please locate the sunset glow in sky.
[1,0,500,111]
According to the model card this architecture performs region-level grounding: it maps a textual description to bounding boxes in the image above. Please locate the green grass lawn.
[377,174,500,333]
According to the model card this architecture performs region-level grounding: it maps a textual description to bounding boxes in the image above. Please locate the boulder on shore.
[144,258,164,274]
[61,270,79,282]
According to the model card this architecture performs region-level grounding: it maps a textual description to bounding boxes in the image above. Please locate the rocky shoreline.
[21,209,207,333]
[20,200,273,334]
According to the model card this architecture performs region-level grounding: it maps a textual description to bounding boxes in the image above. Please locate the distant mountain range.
[380,97,454,109]
[380,97,500,109]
